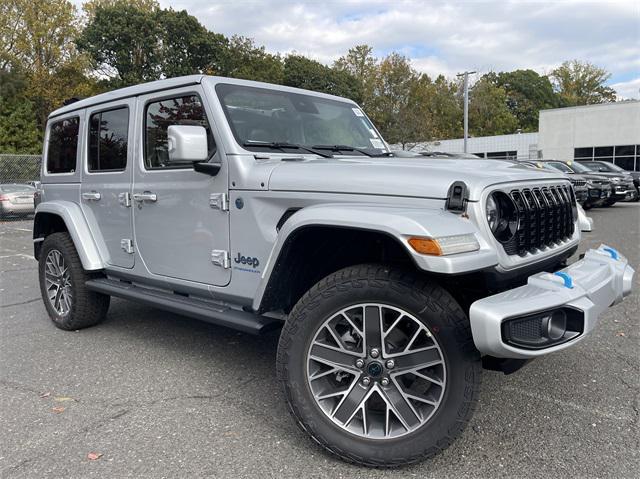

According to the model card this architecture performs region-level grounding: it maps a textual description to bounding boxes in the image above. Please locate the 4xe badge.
[234,252,260,269]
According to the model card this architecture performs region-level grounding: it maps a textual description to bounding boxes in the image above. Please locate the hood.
[582,171,633,181]
[268,157,568,201]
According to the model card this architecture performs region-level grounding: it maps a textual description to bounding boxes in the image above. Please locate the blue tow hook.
[554,271,574,289]
[603,247,619,260]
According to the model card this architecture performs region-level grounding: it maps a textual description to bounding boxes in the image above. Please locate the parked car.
[33,75,635,467]
[576,160,639,202]
[550,160,635,205]
[539,160,613,208]
[520,161,593,207]
[0,183,36,218]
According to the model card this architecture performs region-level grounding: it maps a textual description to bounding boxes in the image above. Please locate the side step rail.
[85,278,281,335]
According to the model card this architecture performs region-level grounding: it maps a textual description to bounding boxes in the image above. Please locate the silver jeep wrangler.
[34,75,634,466]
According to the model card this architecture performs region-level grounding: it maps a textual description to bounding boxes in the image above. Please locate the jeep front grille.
[504,185,576,256]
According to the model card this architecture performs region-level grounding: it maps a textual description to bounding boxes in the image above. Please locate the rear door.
[80,100,135,268]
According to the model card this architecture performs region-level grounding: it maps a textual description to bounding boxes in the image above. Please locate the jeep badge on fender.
[33,75,635,467]
[234,252,259,268]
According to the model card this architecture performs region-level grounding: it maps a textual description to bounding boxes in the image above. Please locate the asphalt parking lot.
[0,204,638,478]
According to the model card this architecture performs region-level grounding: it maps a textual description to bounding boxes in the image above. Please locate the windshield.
[588,161,624,173]
[567,162,592,173]
[215,83,387,155]
[546,162,572,173]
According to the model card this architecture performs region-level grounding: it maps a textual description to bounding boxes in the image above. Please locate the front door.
[80,100,134,268]
[132,87,231,286]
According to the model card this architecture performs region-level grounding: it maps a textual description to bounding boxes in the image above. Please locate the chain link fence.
[0,154,42,185]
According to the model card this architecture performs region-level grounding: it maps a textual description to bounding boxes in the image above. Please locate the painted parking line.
[0,254,34,260]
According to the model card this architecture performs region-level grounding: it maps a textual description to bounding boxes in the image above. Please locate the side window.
[144,95,215,169]
[46,117,79,174]
[88,107,129,172]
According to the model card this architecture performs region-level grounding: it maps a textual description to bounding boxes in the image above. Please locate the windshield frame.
[214,82,389,156]
[566,161,593,173]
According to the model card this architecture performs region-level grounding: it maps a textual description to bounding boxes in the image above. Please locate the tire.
[277,264,481,467]
[38,232,110,330]
[582,203,592,211]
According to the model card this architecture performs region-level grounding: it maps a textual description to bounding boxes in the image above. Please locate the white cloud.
[611,78,640,100]
[73,0,640,96]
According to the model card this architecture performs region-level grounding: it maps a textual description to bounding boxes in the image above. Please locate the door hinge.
[209,193,229,211]
[120,239,134,254]
[118,192,131,207]
[211,249,230,268]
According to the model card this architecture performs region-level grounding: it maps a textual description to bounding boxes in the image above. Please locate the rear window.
[88,107,129,172]
[47,117,79,174]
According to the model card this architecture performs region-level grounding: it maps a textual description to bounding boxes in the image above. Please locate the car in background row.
[577,160,640,202]
[0,183,37,219]
[534,160,615,208]
[547,160,637,205]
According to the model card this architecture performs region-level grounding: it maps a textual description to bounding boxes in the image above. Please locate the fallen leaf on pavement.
[52,406,65,414]
[54,396,76,402]
[39,392,51,399]
[616,331,626,337]
[87,452,103,461]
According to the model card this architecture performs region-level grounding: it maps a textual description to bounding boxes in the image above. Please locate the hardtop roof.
[48,75,358,119]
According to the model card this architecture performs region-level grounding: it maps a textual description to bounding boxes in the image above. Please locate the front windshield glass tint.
[547,162,572,173]
[215,83,386,154]
[593,161,622,172]
[568,162,592,173]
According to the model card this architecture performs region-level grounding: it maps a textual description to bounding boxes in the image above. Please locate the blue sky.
[76,0,640,98]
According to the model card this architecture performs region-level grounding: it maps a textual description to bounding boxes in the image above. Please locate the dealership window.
[486,151,517,160]
[46,117,79,174]
[574,145,639,171]
[88,107,129,172]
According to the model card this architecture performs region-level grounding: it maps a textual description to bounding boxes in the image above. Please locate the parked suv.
[542,160,613,208]
[577,160,639,202]
[34,76,635,467]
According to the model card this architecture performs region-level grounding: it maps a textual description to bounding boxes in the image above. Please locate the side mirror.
[167,125,208,162]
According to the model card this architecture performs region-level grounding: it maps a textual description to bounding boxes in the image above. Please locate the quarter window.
[88,107,129,172]
[46,117,79,174]
[144,95,215,169]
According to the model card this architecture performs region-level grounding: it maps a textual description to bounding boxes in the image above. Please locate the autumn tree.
[0,68,41,153]
[550,60,616,106]
[222,36,284,84]
[283,55,362,102]
[468,77,518,137]
[0,0,96,129]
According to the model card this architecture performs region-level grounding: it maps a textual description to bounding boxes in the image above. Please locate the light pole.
[457,71,476,153]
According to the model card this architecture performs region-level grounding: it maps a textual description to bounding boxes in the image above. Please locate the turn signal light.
[408,234,480,256]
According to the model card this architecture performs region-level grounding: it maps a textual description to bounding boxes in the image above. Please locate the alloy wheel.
[306,303,446,439]
[44,249,73,316]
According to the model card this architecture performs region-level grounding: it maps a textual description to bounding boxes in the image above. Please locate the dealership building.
[410,100,640,171]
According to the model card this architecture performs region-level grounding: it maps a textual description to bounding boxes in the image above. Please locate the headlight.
[611,177,621,183]
[586,179,595,186]
[486,194,499,232]
[486,192,519,242]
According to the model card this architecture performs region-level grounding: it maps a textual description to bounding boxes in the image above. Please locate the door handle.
[133,192,157,202]
[82,192,101,201]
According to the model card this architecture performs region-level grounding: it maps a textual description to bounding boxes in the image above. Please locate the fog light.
[541,310,567,340]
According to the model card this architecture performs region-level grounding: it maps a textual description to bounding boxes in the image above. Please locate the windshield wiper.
[243,141,333,158]
[312,144,393,157]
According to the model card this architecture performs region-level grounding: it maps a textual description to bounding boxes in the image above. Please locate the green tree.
[222,36,283,84]
[0,69,41,153]
[485,69,559,131]
[334,45,377,109]
[283,54,362,101]
[156,9,227,78]
[77,3,161,87]
[550,60,617,106]
[468,77,518,137]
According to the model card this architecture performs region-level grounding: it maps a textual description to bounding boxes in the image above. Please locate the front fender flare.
[34,201,104,271]
[252,203,498,311]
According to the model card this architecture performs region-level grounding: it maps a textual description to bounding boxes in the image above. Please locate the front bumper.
[470,245,634,359]
[613,187,638,201]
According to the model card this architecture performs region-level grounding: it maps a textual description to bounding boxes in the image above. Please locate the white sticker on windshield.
[352,108,364,117]
[370,138,384,149]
